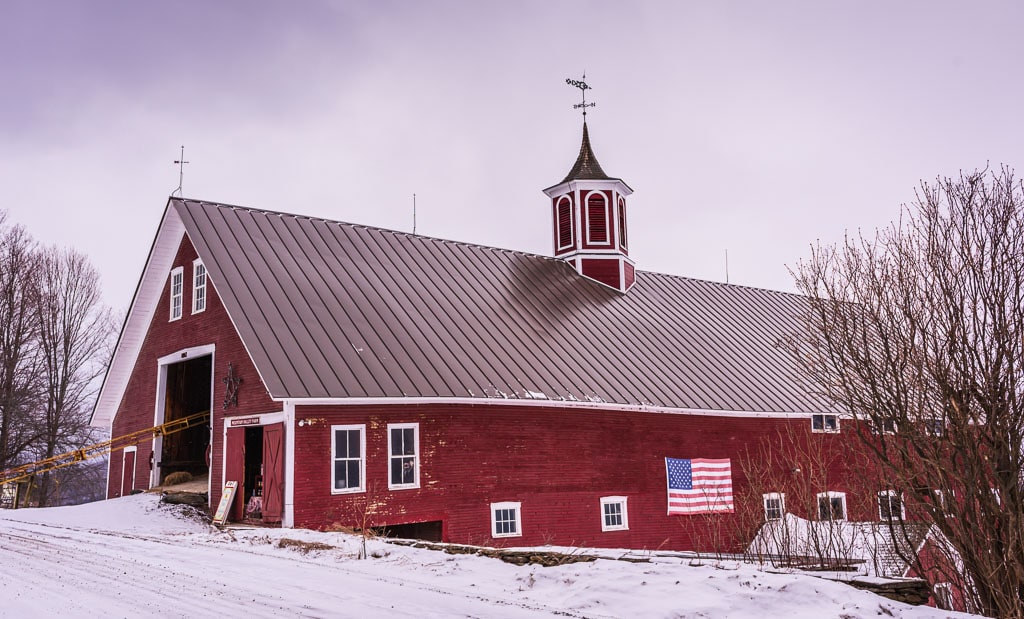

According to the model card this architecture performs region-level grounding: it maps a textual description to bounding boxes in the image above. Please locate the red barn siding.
[581,257,622,290]
[107,234,278,505]
[292,403,863,550]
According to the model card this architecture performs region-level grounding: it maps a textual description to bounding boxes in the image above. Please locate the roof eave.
[91,198,185,428]
[542,177,634,197]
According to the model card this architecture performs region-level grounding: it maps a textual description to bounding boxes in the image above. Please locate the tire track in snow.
[0,520,605,618]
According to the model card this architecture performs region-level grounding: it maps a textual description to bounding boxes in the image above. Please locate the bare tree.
[0,212,42,470]
[791,167,1024,617]
[32,246,114,506]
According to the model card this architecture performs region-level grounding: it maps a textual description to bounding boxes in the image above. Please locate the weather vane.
[565,73,596,118]
[172,145,189,197]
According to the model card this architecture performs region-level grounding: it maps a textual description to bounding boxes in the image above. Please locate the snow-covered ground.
[0,495,974,618]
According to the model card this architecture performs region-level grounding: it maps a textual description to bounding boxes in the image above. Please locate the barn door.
[121,448,136,497]
[262,423,284,524]
[224,428,246,521]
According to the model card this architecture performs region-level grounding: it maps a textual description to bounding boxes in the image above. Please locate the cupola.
[543,121,635,292]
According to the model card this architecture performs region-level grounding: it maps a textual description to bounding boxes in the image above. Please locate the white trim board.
[282,396,839,419]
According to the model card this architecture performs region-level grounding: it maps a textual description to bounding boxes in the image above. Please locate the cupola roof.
[562,122,611,182]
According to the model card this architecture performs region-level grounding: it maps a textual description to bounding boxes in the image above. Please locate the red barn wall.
[107,234,277,504]
[292,403,866,550]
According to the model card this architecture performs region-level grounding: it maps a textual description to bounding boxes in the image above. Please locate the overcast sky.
[3,1,1023,309]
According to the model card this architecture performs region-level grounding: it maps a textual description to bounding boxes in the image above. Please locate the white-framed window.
[878,490,905,520]
[169,266,184,321]
[872,418,898,435]
[490,501,522,538]
[922,417,945,437]
[555,196,574,251]
[600,496,628,531]
[584,191,610,245]
[934,582,953,610]
[763,492,786,521]
[811,413,839,433]
[387,423,419,490]
[331,424,365,494]
[817,491,847,521]
[192,259,207,314]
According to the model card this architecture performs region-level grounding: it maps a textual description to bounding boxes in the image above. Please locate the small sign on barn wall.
[212,481,239,525]
[229,417,260,427]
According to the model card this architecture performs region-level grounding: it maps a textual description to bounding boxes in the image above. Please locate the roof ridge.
[174,197,563,265]
[634,268,804,300]
[175,198,804,298]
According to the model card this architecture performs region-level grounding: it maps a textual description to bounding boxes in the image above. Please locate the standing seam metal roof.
[174,198,836,413]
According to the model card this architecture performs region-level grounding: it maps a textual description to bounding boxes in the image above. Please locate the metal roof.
[173,198,835,414]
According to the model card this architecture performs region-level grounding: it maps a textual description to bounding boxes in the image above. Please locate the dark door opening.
[160,355,212,483]
[379,521,443,542]
[242,426,263,520]
[229,423,284,525]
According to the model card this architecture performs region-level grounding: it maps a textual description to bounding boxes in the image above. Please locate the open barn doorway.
[225,421,284,525]
[154,353,212,487]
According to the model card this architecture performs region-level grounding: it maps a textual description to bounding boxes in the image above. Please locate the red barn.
[91,121,953,605]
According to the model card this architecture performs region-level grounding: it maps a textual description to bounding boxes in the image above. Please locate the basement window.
[491,501,522,538]
[192,259,207,314]
[600,496,629,531]
[817,491,847,521]
[811,414,839,433]
[169,266,184,321]
[331,424,365,494]
[763,492,785,521]
[387,423,419,490]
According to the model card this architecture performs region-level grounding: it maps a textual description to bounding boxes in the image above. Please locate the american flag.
[665,457,734,515]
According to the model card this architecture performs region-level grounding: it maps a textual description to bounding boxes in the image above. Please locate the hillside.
[0,495,973,618]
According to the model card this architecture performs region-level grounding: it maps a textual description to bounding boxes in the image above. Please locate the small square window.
[491,501,522,538]
[878,490,904,520]
[763,493,785,521]
[600,496,629,531]
[817,492,846,521]
[923,418,945,437]
[387,423,419,490]
[872,418,898,434]
[811,414,839,433]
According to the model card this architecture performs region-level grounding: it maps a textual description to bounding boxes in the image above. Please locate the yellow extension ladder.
[0,410,210,486]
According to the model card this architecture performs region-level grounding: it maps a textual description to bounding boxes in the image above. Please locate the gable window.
[617,197,628,249]
[817,491,847,521]
[192,259,207,314]
[811,414,839,433]
[763,492,785,521]
[491,501,522,538]
[585,191,610,245]
[556,197,573,251]
[600,496,628,531]
[169,266,184,321]
[388,423,419,490]
[331,424,365,494]
[878,490,904,520]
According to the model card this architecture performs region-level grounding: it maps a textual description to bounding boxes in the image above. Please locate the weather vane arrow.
[565,73,596,118]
